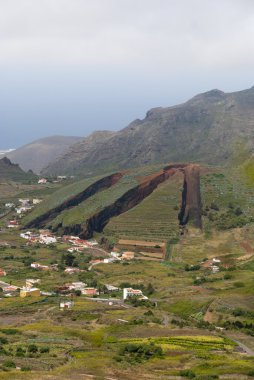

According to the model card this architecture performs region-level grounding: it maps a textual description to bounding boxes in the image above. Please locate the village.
[0,219,225,311]
[0,224,153,308]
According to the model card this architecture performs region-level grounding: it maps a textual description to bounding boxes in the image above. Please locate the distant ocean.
[0,149,15,156]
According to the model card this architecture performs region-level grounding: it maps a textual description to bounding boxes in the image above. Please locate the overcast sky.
[1,0,254,148]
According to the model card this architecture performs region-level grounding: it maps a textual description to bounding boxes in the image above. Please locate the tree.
[62,253,75,267]
[146,283,155,295]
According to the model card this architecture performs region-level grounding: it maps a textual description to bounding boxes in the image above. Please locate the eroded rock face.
[178,164,202,229]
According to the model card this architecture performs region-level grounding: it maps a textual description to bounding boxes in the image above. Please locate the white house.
[5,203,15,208]
[19,198,30,206]
[60,301,73,310]
[64,267,81,274]
[33,198,42,205]
[68,282,87,291]
[110,252,121,258]
[38,178,48,184]
[123,288,145,300]
[103,258,115,264]
[26,279,41,288]
[105,284,119,292]
[211,265,220,273]
[39,234,57,245]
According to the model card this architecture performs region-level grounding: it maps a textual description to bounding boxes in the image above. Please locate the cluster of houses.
[31,262,58,271]
[201,257,221,273]
[56,281,99,296]
[20,230,57,245]
[0,280,19,297]
[88,251,135,267]
[38,176,71,185]
[63,235,98,252]
[6,199,42,228]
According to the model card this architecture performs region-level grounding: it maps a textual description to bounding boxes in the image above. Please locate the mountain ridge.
[42,86,254,176]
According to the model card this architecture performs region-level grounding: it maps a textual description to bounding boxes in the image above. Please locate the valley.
[0,158,253,379]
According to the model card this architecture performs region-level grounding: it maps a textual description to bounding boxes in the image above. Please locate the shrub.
[117,342,163,363]
[2,360,16,368]
[16,347,26,357]
[40,346,50,353]
[179,369,196,378]
[0,329,19,335]
[28,344,38,353]
[233,281,244,288]
[0,337,8,344]
[210,202,219,211]
[21,366,31,371]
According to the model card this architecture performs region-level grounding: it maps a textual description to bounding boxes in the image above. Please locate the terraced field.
[22,174,105,226]
[104,172,183,242]
[49,173,138,229]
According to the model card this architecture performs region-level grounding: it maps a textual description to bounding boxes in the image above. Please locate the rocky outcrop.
[178,164,202,229]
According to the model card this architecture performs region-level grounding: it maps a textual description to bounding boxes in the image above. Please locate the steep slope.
[43,87,254,176]
[24,163,204,240]
[6,135,83,174]
[0,157,37,182]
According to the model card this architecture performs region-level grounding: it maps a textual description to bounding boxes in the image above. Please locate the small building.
[26,279,41,288]
[8,220,19,228]
[67,247,82,253]
[212,258,221,264]
[105,284,119,292]
[111,251,121,258]
[20,231,33,240]
[60,301,73,310]
[122,251,135,260]
[16,206,32,214]
[82,288,99,296]
[88,239,98,246]
[64,267,81,274]
[20,287,40,298]
[31,262,50,271]
[5,203,15,208]
[0,269,6,277]
[38,178,48,184]
[103,258,115,264]
[123,287,144,300]
[39,234,57,245]
[33,198,42,205]
[89,259,103,265]
[18,198,30,206]
[211,265,220,274]
[68,282,87,291]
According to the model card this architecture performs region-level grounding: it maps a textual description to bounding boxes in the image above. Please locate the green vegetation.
[104,173,182,242]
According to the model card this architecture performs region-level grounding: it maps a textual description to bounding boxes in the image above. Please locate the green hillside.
[104,173,182,242]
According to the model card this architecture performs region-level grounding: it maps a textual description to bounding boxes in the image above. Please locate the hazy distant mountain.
[44,87,254,174]
[6,135,83,174]
[42,87,254,176]
[0,157,37,182]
